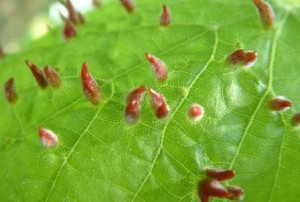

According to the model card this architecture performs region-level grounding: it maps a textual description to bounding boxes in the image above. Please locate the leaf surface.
[0,0,300,201]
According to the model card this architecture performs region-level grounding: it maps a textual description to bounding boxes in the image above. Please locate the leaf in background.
[1,0,300,201]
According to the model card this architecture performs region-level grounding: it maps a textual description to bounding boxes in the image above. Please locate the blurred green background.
[0,0,96,54]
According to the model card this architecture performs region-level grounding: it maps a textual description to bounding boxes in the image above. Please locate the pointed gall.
[198,179,229,202]
[63,20,77,39]
[39,128,58,147]
[149,88,170,119]
[291,113,300,127]
[227,186,244,200]
[206,168,235,181]
[81,62,101,105]
[120,0,135,13]
[270,96,292,111]
[4,77,18,103]
[125,86,146,124]
[145,52,168,82]
[188,104,204,122]
[93,0,102,8]
[253,0,274,28]
[44,66,61,88]
[25,60,48,89]
[160,5,171,27]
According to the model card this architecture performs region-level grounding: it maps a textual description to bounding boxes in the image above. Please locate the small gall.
[63,20,77,40]
[188,104,204,122]
[4,77,18,103]
[81,62,101,105]
[270,96,292,111]
[25,60,48,89]
[120,0,135,13]
[227,186,244,200]
[145,52,168,82]
[291,113,300,127]
[44,66,61,88]
[198,179,229,202]
[125,86,146,124]
[149,88,170,119]
[206,168,235,181]
[160,5,171,27]
[39,128,58,147]
[253,0,274,28]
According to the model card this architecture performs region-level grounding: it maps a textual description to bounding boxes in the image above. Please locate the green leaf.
[1,0,300,201]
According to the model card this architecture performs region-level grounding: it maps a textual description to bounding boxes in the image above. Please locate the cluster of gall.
[25,60,61,89]
[125,86,170,124]
[227,49,257,67]
[198,168,244,202]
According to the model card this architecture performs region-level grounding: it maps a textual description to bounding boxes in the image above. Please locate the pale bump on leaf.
[188,103,205,122]
[39,128,58,147]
